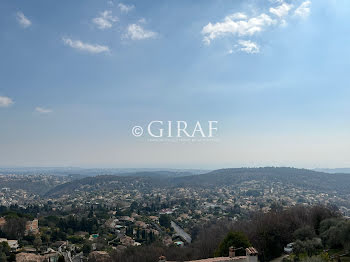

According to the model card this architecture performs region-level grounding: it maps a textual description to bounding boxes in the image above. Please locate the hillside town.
[0,170,350,261]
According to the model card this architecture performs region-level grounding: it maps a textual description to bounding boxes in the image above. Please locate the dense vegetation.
[111,205,341,262]
[214,231,251,257]
[0,202,348,262]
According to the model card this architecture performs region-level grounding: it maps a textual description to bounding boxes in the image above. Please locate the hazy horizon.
[1,166,350,173]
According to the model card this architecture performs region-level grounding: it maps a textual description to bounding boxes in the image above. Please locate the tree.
[0,252,6,262]
[58,255,65,262]
[319,218,340,235]
[2,216,26,239]
[33,235,42,251]
[214,231,251,257]
[136,228,141,239]
[270,202,283,212]
[0,242,10,256]
[126,226,133,237]
[130,201,138,212]
[320,219,350,250]
[293,239,322,257]
[8,253,15,262]
[159,215,171,229]
[82,243,92,255]
[293,226,316,241]
[7,253,16,262]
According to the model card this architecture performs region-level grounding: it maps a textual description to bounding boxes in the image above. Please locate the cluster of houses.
[0,217,39,251]
[0,217,62,262]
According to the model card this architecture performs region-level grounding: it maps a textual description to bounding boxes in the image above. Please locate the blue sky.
[1,0,350,168]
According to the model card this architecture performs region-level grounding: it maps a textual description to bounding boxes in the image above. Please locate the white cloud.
[126,24,157,40]
[62,37,110,54]
[227,12,248,20]
[294,1,312,18]
[202,13,276,45]
[236,40,260,54]
[269,2,293,18]
[107,1,114,6]
[16,11,31,28]
[35,107,52,114]
[0,96,14,107]
[202,1,312,53]
[93,10,118,29]
[118,3,135,13]
[269,0,285,3]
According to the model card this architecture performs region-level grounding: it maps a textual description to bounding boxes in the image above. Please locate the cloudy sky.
[1,0,350,168]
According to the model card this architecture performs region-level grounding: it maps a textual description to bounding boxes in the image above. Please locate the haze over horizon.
[1,166,350,174]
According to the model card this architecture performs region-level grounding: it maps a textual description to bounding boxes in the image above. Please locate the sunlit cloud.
[294,1,312,18]
[16,11,31,28]
[118,3,135,13]
[0,96,14,107]
[35,107,52,114]
[93,10,118,30]
[202,13,276,45]
[62,37,110,54]
[125,24,157,40]
[236,40,260,54]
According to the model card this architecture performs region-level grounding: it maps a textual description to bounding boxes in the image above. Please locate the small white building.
[0,238,19,250]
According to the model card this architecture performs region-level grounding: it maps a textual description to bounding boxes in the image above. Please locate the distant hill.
[44,170,203,197]
[0,170,206,197]
[44,167,350,197]
[44,174,168,197]
[0,167,208,177]
[314,168,350,174]
[122,170,203,178]
[171,167,350,194]
[0,175,70,195]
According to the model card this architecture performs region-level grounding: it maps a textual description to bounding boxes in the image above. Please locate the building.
[88,251,111,262]
[16,251,60,262]
[16,253,44,262]
[159,208,174,215]
[119,216,135,222]
[7,240,19,250]
[0,238,19,251]
[245,247,258,262]
[25,219,39,235]
[43,250,60,262]
[120,235,135,246]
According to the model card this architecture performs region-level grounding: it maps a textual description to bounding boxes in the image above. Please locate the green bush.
[294,226,316,241]
[214,231,251,257]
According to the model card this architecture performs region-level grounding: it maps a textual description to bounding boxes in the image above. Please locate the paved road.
[171,221,192,243]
